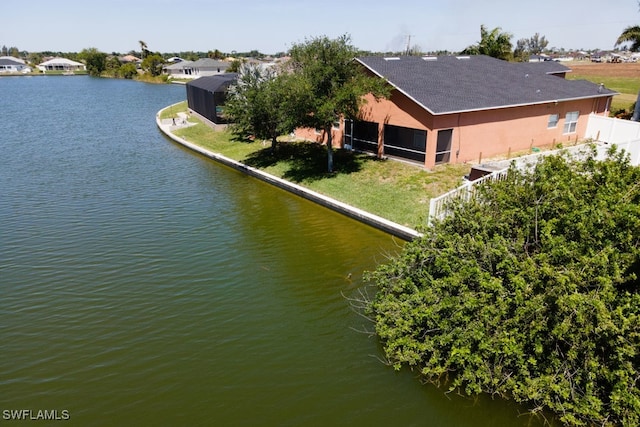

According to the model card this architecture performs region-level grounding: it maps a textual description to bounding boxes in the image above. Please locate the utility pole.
[405,35,413,55]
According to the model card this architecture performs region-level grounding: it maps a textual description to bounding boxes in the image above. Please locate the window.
[435,129,453,164]
[547,114,559,128]
[563,111,579,134]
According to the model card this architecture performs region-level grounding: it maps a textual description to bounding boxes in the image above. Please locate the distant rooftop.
[0,56,26,65]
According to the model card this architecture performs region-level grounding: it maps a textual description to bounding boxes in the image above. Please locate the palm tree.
[615,25,640,51]
[139,40,148,59]
[462,25,513,61]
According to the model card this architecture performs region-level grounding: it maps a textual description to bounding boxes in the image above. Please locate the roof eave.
[432,92,619,115]
[355,58,438,116]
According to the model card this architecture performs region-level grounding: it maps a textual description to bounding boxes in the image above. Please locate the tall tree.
[226,58,245,73]
[462,25,513,60]
[513,38,529,62]
[514,33,550,61]
[616,25,640,51]
[27,52,43,66]
[526,33,549,55]
[287,34,389,172]
[208,49,223,59]
[141,53,164,76]
[138,40,148,59]
[224,64,301,153]
[104,55,122,75]
[118,63,138,79]
[2,45,20,58]
[615,1,640,51]
[78,47,106,76]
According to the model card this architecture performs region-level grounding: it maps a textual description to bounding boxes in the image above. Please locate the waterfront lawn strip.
[175,124,259,161]
[170,115,467,228]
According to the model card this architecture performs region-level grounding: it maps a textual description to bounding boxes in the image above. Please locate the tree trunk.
[326,126,334,173]
[271,134,278,154]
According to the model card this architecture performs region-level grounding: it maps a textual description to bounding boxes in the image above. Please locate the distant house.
[529,53,552,62]
[186,58,231,77]
[163,60,195,78]
[295,55,617,169]
[119,54,141,65]
[163,58,231,79]
[186,73,238,125]
[0,56,31,73]
[37,57,86,72]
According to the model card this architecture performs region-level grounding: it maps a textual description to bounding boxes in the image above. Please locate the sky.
[3,0,639,55]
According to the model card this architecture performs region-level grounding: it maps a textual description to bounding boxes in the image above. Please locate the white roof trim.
[39,57,84,66]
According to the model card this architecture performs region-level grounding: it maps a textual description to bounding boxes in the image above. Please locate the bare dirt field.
[566,61,640,78]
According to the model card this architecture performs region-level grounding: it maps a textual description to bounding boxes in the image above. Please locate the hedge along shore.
[156,104,421,241]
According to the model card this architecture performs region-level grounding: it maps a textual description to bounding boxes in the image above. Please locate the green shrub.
[366,147,640,426]
[119,63,138,79]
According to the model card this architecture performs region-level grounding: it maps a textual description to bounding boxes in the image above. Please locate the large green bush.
[366,147,640,426]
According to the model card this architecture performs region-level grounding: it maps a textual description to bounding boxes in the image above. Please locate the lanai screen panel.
[384,124,426,163]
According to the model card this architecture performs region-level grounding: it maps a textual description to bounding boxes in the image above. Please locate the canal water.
[0,76,546,426]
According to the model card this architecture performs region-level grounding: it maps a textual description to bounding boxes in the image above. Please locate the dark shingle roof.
[186,73,238,92]
[356,55,617,115]
[0,57,24,66]
[190,58,231,69]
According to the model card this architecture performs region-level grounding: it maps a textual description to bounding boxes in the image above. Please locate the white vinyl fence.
[585,115,640,165]
[427,115,640,225]
[427,168,509,225]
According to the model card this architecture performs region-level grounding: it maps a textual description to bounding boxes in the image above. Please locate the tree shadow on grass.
[229,133,258,144]
[243,141,380,183]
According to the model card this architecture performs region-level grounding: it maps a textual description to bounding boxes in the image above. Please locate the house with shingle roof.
[119,54,141,66]
[187,58,230,77]
[295,55,617,169]
[164,58,231,79]
[163,60,195,78]
[37,57,86,72]
[0,56,31,73]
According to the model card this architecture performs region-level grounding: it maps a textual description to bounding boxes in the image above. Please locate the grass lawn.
[566,62,640,114]
[569,75,639,113]
[164,102,469,228]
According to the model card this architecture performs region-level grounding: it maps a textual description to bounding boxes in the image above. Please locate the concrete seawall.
[156,106,420,241]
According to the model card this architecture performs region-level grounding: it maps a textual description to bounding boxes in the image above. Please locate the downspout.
[456,113,462,160]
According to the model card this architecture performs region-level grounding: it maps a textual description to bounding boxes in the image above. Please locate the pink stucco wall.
[295,88,613,169]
